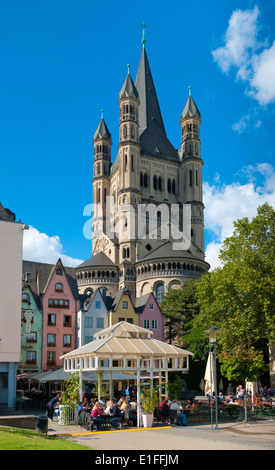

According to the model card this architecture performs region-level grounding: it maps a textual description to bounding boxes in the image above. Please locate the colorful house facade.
[108,288,139,326]
[39,259,79,371]
[135,292,164,341]
[77,288,109,347]
[20,281,43,373]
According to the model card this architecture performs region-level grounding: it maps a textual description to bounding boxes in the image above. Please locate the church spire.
[135,46,179,160]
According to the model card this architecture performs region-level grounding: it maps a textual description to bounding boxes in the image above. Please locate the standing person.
[160,399,169,423]
[236,385,245,400]
[91,401,104,430]
[226,383,234,396]
[46,393,61,421]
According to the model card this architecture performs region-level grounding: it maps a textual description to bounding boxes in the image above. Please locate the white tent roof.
[60,321,193,361]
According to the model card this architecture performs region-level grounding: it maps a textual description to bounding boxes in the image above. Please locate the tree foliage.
[62,373,80,409]
[160,280,200,346]
[194,203,275,381]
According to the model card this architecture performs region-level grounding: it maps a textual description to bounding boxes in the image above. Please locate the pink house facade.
[42,259,79,371]
[136,292,164,341]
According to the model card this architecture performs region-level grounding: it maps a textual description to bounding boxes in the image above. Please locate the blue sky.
[0,0,274,269]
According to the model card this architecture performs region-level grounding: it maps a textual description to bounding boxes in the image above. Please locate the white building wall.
[0,220,25,406]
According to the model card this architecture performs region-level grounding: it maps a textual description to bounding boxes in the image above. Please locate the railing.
[58,405,77,425]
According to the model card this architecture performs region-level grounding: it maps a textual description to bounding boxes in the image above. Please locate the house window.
[64,315,71,327]
[152,320,158,329]
[123,301,128,309]
[56,268,63,275]
[85,336,93,344]
[47,334,56,347]
[118,317,125,322]
[55,283,63,292]
[47,351,55,365]
[149,303,154,310]
[26,351,36,364]
[96,318,104,329]
[95,301,101,309]
[47,314,56,326]
[144,319,150,329]
[63,335,71,347]
[26,332,37,343]
[22,293,30,303]
[85,317,93,328]
[127,318,133,324]
[48,299,69,308]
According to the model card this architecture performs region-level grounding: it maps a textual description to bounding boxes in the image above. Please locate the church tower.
[76,37,209,300]
[92,113,112,251]
[116,67,141,295]
[180,87,204,254]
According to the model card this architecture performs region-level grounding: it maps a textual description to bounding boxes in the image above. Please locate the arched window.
[22,293,30,303]
[172,180,176,194]
[153,175,158,190]
[140,172,143,187]
[158,176,162,191]
[55,283,63,292]
[144,173,148,188]
[155,283,164,304]
[167,179,171,193]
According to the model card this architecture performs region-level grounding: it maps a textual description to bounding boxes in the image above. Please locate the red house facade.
[41,259,79,370]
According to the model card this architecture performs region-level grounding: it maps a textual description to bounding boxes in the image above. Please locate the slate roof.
[93,117,112,142]
[135,47,179,161]
[0,202,16,222]
[22,260,79,298]
[76,251,116,269]
[136,240,199,263]
[119,72,139,100]
[181,94,201,119]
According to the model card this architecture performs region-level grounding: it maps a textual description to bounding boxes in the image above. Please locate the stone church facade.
[76,45,209,301]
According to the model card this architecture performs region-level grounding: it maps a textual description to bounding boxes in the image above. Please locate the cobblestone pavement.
[47,419,275,451]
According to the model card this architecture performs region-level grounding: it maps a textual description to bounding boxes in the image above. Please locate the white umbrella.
[204,352,215,396]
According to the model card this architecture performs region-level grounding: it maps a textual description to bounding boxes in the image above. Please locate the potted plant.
[141,382,158,428]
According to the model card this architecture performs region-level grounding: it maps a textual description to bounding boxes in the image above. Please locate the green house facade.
[19,281,43,373]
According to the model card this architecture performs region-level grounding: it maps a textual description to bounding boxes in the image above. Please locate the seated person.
[109,400,122,429]
[226,395,237,404]
[185,399,196,415]
[170,400,187,425]
[91,401,104,430]
[217,392,225,403]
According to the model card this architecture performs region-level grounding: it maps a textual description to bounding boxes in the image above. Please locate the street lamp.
[204,328,222,429]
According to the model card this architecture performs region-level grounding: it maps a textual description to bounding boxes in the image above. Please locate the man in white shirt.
[170,400,187,425]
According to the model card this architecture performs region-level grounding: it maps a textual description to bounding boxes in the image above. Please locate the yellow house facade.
[109,289,139,326]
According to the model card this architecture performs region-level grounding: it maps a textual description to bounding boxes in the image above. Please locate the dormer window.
[22,293,30,303]
[55,283,63,292]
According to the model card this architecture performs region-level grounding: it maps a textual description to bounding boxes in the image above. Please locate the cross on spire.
[141,21,148,46]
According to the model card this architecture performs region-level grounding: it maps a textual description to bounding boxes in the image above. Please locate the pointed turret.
[119,66,139,100]
[92,111,112,238]
[93,115,112,142]
[181,86,201,119]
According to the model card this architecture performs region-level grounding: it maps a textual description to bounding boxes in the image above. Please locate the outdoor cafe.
[60,321,194,427]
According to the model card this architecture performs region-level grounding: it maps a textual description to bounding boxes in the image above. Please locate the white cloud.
[212,5,275,108]
[23,226,83,267]
[204,163,275,270]
[249,41,275,105]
